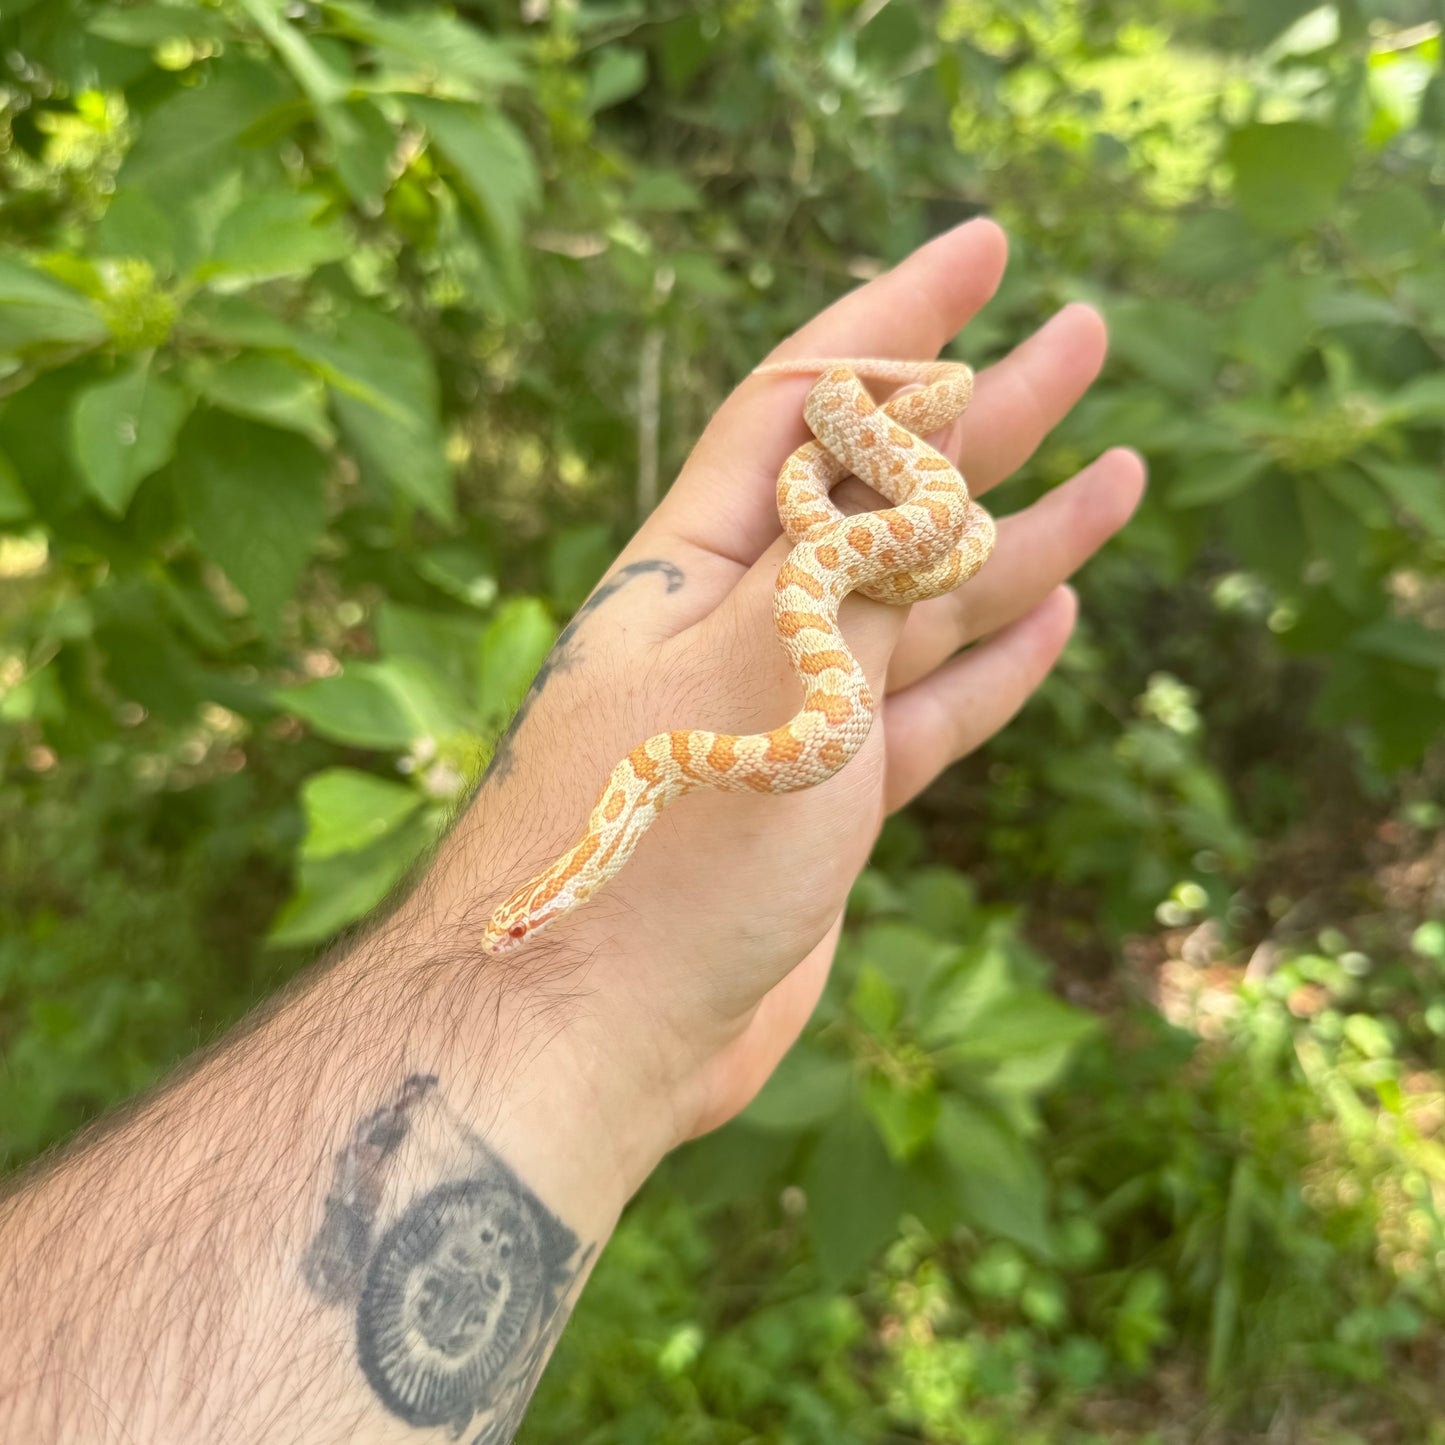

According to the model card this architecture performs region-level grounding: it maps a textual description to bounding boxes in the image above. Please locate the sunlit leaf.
[299,767,423,859]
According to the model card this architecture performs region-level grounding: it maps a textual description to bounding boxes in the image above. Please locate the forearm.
[0,863,670,1444]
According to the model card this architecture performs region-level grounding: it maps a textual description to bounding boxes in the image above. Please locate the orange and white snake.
[482,359,995,954]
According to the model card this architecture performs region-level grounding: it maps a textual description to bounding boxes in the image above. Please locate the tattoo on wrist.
[304,1075,593,1442]
[487,558,685,779]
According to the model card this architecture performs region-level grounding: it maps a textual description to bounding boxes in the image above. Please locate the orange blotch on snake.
[670,730,705,778]
[887,513,916,541]
[603,789,627,822]
[808,692,854,725]
[708,735,737,771]
[765,727,804,763]
[818,739,847,770]
[815,544,840,570]
[847,526,873,554]
[888,425,915,448]
[799,649,852,676]
[559,831,601,883]
[629,744,662,784]
[777,561,825,599]
[777,610,832,638]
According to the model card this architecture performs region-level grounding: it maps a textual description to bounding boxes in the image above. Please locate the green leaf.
[376,602,482,707]
[198,191,351,281]
[935,1096,1053,1257]
[477,597,556,731]
[94,190,179,271]
[406,97,538,289]
[87,6,230,46]
[854,920,960,1007]
[1229,270,1318,379]
[1386,373,1445,425]
[234,0,348,108]
[1226,122,1351,235]
[69,362,190,516]
[1168,450,1271,509]
[1350,617,1445,672]
[416,542,498,608]
[1349,186,1436,264]
[178,412,327,632]
[300,768,423,859]
[849,964,901,1037]
[321,98,398,206]
[275,655,474,751]
[188,353,334,447]
[1105,298,1221,396]
[274,663,422,749]
[1362,459,1445,541]
[268,807,440,946]
[742,1046,853,1131]
[323,0,528,90]
[0,258,110,352]
[803,1106,903,1284]
[312,307,453,522]
[919,945,1015,1048]
[586,47,648,112]
[628,170,703,212]
[1296,476,1366,608]
[547,525,614,614]
[864,1074,940,1162]
[936,991,1097,1066]
[119,58,294,196]
[178,293,311,353]
[903,867,979,939]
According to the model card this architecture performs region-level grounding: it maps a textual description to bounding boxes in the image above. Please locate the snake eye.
[508,924,527,940]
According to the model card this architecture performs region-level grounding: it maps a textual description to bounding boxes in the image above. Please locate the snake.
[481,359,996,954]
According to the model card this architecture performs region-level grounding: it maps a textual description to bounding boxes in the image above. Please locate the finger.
[644,218,1010,567]
[954,303,1108,498]
[883,586,1078,812]
[887,448,1145,693]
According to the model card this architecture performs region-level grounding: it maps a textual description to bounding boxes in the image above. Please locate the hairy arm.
[0,889,665,1444]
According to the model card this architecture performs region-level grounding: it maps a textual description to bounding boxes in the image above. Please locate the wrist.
[350,887,692,1226]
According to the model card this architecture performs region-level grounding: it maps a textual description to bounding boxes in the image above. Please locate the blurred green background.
[3,0,1444,1439]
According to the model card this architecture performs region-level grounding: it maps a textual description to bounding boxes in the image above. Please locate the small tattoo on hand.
[486,558,685,780]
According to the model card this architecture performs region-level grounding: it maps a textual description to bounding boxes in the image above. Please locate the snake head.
[482,885,568,955]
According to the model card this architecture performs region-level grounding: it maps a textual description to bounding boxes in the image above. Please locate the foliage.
[523,849,1445,1442]
[4,0,1445,1436]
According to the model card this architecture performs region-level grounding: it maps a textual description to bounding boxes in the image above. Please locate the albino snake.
[482,359,995,953]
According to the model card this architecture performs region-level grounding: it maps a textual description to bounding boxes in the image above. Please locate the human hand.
[453,219,1144,1167]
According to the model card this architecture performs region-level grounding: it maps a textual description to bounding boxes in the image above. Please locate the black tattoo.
[304,1073,439,1304]
[305,1075,591,1442]
[486,558,685,780]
